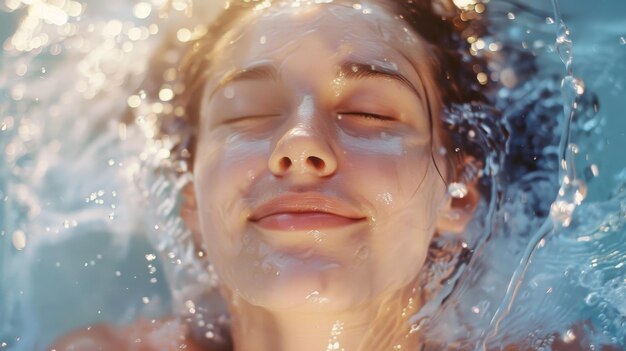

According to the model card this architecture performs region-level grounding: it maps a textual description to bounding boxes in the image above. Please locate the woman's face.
[191,2,449,311]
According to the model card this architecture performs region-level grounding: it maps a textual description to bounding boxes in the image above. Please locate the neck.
[223,282,423,351]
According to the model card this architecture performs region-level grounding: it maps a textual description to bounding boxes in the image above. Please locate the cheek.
[340,131,437,215]
[193,132,270,256]
[341,133,445,286]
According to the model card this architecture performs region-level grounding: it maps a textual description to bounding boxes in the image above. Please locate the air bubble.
[585,292,600,306]
[578,269,603,288]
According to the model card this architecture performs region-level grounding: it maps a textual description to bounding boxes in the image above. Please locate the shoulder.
[50,318,208,351]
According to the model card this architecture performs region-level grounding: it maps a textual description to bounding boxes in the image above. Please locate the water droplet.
[452,0,477,9]
[561,76,585,96]
[142,296,150,304]
[546,17,555,24]
[177,28,192,42]
[376,192,393,205]
[127,95,141,108]
[308,230,325,243]
[562,329,576,343]
[247,169,255,180]
[133,2,152,19]
[12,230,26,250]
[555,23,573,70]
[223,86,235,99]
[620,36,626,45]
[355,246,369,261]
[158,87,174,102]
[447,182,468,199]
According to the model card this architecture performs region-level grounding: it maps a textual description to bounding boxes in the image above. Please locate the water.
[1,0,625,350]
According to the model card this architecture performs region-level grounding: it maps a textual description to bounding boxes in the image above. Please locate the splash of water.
[478,0,594,349]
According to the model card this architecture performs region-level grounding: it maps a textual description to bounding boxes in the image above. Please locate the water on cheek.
[338,129,408,158]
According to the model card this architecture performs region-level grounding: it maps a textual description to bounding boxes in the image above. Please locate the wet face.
[191,2,450,312]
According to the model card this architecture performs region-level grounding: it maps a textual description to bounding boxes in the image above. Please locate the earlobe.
[180,181,203,246]
[435,180,479,235]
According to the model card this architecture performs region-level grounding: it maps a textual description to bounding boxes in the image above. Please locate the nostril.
[307,156,325,170]
[279,157,292,170]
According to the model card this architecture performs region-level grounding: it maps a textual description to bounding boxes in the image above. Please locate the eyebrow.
[209,64,279,99]
[338,62,423,101]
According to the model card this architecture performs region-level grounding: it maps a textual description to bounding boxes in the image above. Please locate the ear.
[180,181,203,247]
[435,181,479,234]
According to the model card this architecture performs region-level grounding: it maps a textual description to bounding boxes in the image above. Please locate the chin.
[234,258,377,313]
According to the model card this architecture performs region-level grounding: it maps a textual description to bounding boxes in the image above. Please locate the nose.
[268,124,338,178]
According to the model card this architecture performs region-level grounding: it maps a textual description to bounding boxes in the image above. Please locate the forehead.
[209,2,430,76]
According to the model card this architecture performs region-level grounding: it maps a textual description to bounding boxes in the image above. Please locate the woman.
[53,0,492,350]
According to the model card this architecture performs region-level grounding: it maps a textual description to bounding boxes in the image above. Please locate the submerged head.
[171,0,485,313]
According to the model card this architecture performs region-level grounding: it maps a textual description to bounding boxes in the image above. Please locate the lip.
[249,193,367,231]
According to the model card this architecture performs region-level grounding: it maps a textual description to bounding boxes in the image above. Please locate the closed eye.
[338,112,395,121]
[224,114,281,124]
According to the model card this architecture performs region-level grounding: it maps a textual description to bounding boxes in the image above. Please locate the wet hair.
[155,0,493,180]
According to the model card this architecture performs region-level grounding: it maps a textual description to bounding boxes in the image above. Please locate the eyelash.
[225,114,280,124]
[339,112,395,121]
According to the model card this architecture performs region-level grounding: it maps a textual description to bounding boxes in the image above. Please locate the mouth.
[249,193,367,231]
